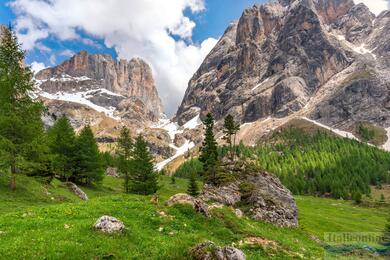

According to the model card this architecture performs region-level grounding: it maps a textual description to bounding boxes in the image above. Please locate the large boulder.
[93,216,125,233]
[66,182,88,201]
[201,159,298,228]
[191,241,246,260]
[166,193,210,217]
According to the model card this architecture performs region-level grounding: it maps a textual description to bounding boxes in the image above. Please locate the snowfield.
[39,89,120,119]
[301,117,358,140]
[155,140,195,171]
[152,114,201,170]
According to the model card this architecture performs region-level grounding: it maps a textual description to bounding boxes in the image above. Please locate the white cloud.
[9,0,218,115]
[59,49,75,57]
[354,0,389,15]
[30,61,46,74]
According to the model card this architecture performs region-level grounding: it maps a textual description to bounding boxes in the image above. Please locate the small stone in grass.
[93,216,125,233]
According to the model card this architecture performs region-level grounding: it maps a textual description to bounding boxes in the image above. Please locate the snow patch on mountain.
[383,127,390,152]
[152,114,201,170]
[251,78,270,91]
[38,74,92,83]
[155,140,195,171]
[302,117,358,140]
[182,114,201,129]
[39,89,120,119]
[335,34,377,59]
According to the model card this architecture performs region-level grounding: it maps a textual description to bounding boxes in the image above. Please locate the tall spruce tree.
[47,116,77,181]
[115,127,133,193]
[222,114,240,160]
[75,125,104,184]
[199,113,221,185]
[187,173,199,196]
[0,26,46,190]
[128,135,158,195]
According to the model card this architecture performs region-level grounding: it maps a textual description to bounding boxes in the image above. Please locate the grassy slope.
[0,175,388,259]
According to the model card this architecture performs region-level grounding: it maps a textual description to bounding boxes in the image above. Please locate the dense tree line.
[177,113,390,200]
[48,116,104,184]
[236,128,390,199]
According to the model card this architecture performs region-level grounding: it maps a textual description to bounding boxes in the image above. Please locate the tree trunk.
[232,134,237,160]
[10,161,16,191]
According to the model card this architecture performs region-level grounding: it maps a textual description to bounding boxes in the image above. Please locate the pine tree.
[115,127,133,193]
[47,116,77,181]
[128,135,158,195]
[222,114,240,160]
[199,113,220,185]
[0,26,46,190]
[187,173,199,196]
[75,125,104,185]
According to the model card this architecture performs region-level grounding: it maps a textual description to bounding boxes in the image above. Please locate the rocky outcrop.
[93,216,125,233]
[66,182,88,201]
[191,241,246,260]
[166,193,210,217]
[201,158,298,228]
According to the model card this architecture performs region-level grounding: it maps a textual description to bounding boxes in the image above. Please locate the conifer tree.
[187,173,199,196]
[128,135,158,195]
[47,116,77,181]
[0,26,46,190]
[199,113,221,185]
[75,125,104,184]
[222,114,240,159]
[115,127,133,193]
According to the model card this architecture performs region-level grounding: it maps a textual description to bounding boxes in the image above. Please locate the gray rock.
[201,159,298,228]
[166,193,210,217]
[93,216,125,233]
[191,241,246,260]
[66,182,88,201]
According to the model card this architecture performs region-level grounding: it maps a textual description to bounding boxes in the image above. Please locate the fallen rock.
[105,167,119,178]
[66,182,88,201]
[166,193,210,217]
[93,216,125,233]
[191,241,246,260]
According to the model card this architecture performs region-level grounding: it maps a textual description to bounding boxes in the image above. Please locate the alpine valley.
[1,0,390,259]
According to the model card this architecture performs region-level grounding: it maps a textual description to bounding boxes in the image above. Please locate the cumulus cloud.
[30,61,46,74]
[9,0,218,115]
[354,0,389,15]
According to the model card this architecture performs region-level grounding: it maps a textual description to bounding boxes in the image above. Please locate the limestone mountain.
[36,51,163,128]
[176,0,390,148]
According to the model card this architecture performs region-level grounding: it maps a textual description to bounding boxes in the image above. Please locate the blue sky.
[0,0,388,114]
[0,0,265,68]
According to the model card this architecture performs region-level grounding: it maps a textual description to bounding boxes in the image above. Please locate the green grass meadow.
[0,174,389,259]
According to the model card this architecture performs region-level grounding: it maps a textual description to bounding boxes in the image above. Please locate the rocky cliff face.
[176,0,390,141]
[35,51,175,160]
[36,51,163,125]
